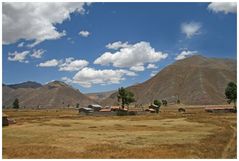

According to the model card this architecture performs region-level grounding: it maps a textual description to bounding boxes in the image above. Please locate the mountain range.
[3,55,237,108]
[3,81,96,108]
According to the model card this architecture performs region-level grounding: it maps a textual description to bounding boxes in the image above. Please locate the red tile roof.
[99,109,111,112]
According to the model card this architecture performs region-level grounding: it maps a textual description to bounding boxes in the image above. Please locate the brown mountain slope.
[86,90,116,102]
[3,81,96,108]
[101,55,236,105]
[3,84,36,108]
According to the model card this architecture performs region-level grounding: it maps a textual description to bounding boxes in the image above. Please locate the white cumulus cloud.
[31,49,45,58]
[38,57,89,71]
[130,65,145,72]
[78,30,90,37]
[72,67,136,88]
[175,50,198,60]
[208,2,237,14]
[94,41,168,69]
[147,63,157,69]
[59,57,89,71]
[8,50,30,63]
[106,41,131,50]
[181,22,202,38]
[38,59,60,67]
[61,77,73,84]
[17,42,24,48]
[3,2,89,47]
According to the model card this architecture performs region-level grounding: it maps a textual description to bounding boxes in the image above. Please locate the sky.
[2,2,237,93]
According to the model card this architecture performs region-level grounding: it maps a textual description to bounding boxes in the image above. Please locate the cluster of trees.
[117,87,171,114]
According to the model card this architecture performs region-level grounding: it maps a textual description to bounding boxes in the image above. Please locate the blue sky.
[2,2,237,93]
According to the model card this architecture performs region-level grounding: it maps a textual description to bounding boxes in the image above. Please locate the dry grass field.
[2,105,237,159]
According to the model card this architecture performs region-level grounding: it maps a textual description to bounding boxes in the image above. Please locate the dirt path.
[221,125,236,158]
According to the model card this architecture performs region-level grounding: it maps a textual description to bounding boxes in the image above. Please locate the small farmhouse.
[99,108,111,112]
[79,107,94,114]
[88,104,102,111]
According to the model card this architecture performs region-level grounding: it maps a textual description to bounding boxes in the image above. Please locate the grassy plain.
[2,105,237,159]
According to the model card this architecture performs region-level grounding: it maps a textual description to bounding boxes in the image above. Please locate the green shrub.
[162,100,167,106]
[13,98,19,109]
[128,111,137,115]
[116,110,137,116]
[116,110,128,116]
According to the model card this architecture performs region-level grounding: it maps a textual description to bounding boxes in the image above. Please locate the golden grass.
[2,106,236,159]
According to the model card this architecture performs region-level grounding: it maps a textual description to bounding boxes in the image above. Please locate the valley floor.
[2,106,237,159]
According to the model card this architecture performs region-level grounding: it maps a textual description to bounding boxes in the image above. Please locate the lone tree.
[76,103,80,108]
[153,100,161,113]
[13,98,19,109]
[225,82,237,109]
[177,99,180,104]
[117,87,135,109]
[176,95,180,104]
[162,100,167,106]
